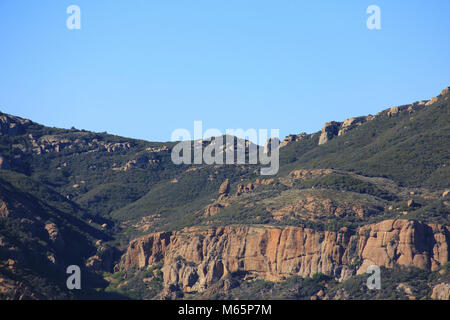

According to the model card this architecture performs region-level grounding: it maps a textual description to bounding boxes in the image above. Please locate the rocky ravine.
[117,219,449,293]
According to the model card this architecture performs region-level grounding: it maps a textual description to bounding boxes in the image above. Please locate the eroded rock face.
[356,220,448,272]
[118,220,449,293]
[431,282,450,300]
[318,121,342,145]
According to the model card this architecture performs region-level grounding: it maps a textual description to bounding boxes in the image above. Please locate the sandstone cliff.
[118,219,449,293]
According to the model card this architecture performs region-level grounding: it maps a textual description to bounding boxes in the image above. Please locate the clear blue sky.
[1,1,449,143]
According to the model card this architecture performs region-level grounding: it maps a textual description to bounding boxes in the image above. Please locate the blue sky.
[0,1,449,143]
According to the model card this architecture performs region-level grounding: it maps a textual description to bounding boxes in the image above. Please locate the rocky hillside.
[0,170,114,299]
[0,87,449,300]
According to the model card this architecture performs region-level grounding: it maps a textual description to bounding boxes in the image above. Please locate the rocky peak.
[0,113,31,136]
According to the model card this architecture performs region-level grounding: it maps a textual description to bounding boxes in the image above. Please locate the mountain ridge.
[0,87,449,300]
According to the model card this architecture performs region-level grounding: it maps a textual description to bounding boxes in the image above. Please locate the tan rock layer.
[118,220,449,292]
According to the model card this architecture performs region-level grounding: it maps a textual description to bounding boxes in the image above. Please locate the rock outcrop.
[313,92,450,146]
[204,203,224,217]
[270,195,380,220]
[218,179,230,200]
[236,183,257,196]
[86,244,115,273]
[118,219,449,293]
[203,179,234,216]
[284,88,450,147]
[0,200,10,218]
[431,282,450,300]
[425,97,439,106]
[0,155,10,170]
[338,117,370,136]
[44,222,65,252]
[318,116,374,145]
[0,274,39,300]
[288,169,333,180]
[235,178,272,196]
[280,133,309,147]
[218,179,230,195]
[318,121,341,145]
[0,114,31,136]
[28,134,133,155]
[121,155,160,171]
[356,220,448,272]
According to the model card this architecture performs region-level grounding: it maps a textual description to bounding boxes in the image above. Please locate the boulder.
[218,179,230,196]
